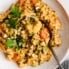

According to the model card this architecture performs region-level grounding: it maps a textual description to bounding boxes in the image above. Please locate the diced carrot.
[31,0,37,5]
[40,28,50,39]
[19,0,25,6]
[12,54,21,62]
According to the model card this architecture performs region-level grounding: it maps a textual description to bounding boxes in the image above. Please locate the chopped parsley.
[16,35,25,50]
[11,6,21,18]
[5,5,21,29]
[5,36,25,50]
[5,18,17,28]
[5,39,15,48]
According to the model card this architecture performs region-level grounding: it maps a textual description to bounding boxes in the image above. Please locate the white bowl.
[0,0,69,69]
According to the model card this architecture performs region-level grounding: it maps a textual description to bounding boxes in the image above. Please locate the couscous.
[0,0,62,67]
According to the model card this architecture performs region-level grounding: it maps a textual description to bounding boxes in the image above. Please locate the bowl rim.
[0,0,69,69]
[54,0,69,69]
[56,0,69,21]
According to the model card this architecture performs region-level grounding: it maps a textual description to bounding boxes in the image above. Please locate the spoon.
[48,41,64,69]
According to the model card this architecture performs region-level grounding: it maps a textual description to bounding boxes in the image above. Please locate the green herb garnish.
[11,6,21,18]
[5,35,25,50]
[16,35,25,50]
[5,18,17,28]
[5,39,15,48]
[5,6,21,29]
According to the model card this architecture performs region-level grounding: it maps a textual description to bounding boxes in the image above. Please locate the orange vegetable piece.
[40,28,50,39]
[12,54,21,62]
[31,0,37,5]
[19,0,25,6]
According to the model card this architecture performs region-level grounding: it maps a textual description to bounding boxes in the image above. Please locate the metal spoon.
[48,41,64,69]
[40,20,64,69]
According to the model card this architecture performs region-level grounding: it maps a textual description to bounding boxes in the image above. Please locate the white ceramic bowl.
[0,0,69,69]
